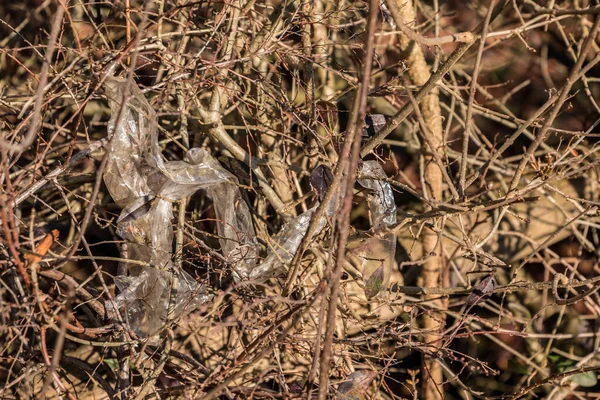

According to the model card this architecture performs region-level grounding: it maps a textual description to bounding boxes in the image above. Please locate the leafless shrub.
[2,0,600,399]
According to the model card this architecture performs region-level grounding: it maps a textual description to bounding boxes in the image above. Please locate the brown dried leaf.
[309,165,333,201]
[467,275,496,306]
[364,264,385,299]
[218,155,256,187]
[336,370,377,400]
[25,229,59,264]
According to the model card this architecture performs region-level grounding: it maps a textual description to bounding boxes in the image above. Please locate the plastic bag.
[251,201,335,278]
[350,161,397,298]
[250,166,336,278]
[103,77,258,335]
[251,161,398,288]
[113,266,206,337]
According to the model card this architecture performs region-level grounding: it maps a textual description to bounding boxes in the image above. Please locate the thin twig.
[384,0,474,46]
[317,0,379,397]
[0,5,64,152]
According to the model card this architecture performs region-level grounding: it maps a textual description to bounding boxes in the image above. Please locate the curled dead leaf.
[336,370,377,400]
[24,229,59,264]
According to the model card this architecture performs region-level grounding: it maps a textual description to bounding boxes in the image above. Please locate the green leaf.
[547,354,561,364]
[551,356,574,372]
[570,371,597,388]
[507,358,530,375]
[103,358,119,372]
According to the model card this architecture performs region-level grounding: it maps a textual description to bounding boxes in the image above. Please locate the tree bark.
[391,0,445,398]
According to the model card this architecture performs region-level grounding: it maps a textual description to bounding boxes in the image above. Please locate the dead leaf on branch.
[335,370,378,400]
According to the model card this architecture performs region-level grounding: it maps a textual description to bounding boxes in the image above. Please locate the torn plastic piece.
[112,266,210,337]
[358,161,396,227]
[250,165,336,278]
[205,176,259,279]
[103,77,259,335]
[353,161,397,298]
[251,203,333,278]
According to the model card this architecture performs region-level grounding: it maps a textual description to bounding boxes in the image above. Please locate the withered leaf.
[364,264,385,299]
[467,275,496,306]
[24,229,59,264]
[336,370,377,400]
[363,114,388,138]
[309,165,333,201]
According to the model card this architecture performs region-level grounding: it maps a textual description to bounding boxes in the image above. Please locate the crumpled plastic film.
[250,200,336,279]
[358,161,396,227]
[103,77,258,335]
[205,178,259,280]
[185,149,259,279]
[353,161,397,298]
[113,266,202,336]
[250,164,337,279]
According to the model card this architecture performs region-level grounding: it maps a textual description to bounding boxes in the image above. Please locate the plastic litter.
[112,266,202,337]
[103,76,259,335]
[250,161,398,289]
[250,202,335,278]
[250,165,336,278]
[352,161,397,298]
[102,81,398,332]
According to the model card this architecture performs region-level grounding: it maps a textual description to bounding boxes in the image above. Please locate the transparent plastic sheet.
[250,165,336,278]
[250,200,336,278]
[206,181,259,280]
[113,266,202,336]
[103,77,258,335]
[250,161,397,285]
[353,161,397,298]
